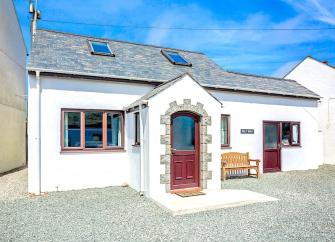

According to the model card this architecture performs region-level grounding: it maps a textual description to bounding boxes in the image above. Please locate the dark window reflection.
[107,112,121,147]
[282,122,290,145]
[64,112,81,147]
[265,124,278,149]
[172,115,195,150]
[85,112,103,148]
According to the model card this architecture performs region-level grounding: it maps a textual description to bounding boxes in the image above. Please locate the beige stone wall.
[0,104,26,172]
[0,0,27,173]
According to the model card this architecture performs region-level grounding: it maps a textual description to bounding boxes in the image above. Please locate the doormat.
[175,191,206,197]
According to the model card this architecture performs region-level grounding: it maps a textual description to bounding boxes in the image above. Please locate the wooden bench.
[221,152,260,181]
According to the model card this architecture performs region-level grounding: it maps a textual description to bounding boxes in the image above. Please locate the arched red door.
[171,112,200,190]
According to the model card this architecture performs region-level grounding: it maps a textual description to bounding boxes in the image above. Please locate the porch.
[151,189,277,216]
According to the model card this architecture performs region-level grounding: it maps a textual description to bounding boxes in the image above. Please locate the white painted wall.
[285,57,335,164]
[211,91,323,172]
[28,73,323,197]
[147,75,222,199]
[28,74,152,193]
[0,0,26,173]
[126,112,141,191]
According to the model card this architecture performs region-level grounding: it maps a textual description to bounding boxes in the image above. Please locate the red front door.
[263,122,281,172]
[171,112,200,190]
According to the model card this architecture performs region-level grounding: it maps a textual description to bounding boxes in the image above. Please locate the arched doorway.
[170,112,200,190]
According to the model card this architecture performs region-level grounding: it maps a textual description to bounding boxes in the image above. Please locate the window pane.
[282,122,290,145]
[85,112,103,148]
[167,52,188,64]
[64,112,81,147]
[221,116,229,145]
[265,124,278,149]
[292,124,299,145]
[163,50,190,65]
[172,116,195,150]
[107,112,122,147]
[135,113,140,144]
[91,41,112,55]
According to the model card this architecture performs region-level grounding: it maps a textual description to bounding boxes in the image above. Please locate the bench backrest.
[221,152,249,167]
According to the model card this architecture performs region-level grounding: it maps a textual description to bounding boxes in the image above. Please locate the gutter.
[28,69,320,100]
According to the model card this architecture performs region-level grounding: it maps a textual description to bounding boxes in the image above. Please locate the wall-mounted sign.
[241,129,254,134]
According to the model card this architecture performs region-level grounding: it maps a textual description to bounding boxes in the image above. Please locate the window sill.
[221,146,232,149]
[61,148,126,154]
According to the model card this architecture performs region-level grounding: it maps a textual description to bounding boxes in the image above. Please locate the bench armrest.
[248,159,260,165]
[221,160,227,168]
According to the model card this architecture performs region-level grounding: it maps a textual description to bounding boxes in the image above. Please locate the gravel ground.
[0,168,27,201]
[0,165,334,242]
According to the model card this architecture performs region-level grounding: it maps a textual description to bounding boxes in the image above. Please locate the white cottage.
[284,56,335,165]
[28,29,323,199]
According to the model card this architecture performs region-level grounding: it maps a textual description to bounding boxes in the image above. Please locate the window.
[63,112,81,148]
[291,123,300,145]
[161,49,192,66]
[61,109,124,151]
[221,115,230,148]
[89,41,114,56]
[281,122,291,146]
[172,115,195,150]
[281,122,300,146]
[107,112,122,147]
[134,112,140,145]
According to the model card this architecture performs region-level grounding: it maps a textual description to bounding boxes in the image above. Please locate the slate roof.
[28,29,320,99]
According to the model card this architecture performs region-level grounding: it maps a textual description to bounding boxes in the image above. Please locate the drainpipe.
[139,100,148,196]
[36,70,41,195]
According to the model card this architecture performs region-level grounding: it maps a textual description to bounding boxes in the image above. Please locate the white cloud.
[144,4,335,75]
[283,0,335,25]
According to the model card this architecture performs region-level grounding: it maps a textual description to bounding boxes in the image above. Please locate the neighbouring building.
[27,29,323,199]
[285,56,335,165]
[0,0,27,173]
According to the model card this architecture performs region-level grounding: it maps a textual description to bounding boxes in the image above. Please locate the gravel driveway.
[1,165,334,242]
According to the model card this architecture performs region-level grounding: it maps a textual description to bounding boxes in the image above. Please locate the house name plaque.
[240,129,254,134]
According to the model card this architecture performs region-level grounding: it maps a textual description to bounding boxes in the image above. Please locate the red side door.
[263,121,281,172]
[171,112,200,190]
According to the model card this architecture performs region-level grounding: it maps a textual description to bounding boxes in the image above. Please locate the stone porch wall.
[160,99,212,192]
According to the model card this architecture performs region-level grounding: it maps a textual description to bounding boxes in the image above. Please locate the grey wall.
[0,0,27,173]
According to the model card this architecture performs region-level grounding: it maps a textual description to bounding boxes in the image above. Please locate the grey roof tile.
[28,29,319,99]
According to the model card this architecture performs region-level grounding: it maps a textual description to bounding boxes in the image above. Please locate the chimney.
[29,0,40,44]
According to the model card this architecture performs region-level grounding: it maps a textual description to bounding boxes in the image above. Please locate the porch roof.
[28,29,320,99]
[124,73,222,111]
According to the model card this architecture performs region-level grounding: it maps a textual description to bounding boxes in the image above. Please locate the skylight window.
[161,50,192,66]
[89,40,114,56]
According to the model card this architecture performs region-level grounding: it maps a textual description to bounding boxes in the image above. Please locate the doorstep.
[170,187,202,194]
[151,189,278,216]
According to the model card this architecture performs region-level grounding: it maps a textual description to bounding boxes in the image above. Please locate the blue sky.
[14,0,335,77]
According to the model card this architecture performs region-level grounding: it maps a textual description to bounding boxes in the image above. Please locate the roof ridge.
[36,28,204,54]
[283,55,335,78]
[225,70,298,83]
[306,55,335,69]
